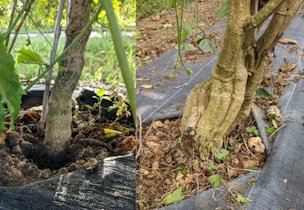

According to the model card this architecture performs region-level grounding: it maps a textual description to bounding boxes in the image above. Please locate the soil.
[137,116,268,209]
[136,0,225,68]
[0,92,135,187]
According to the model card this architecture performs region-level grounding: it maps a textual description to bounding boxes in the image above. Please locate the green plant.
[175,165,188,175]
[168,0,192,76]
[266,119,278,134]
[207,163,219,170]
[216,1,229,17]
[137,0,168,19]
[85,88,111,115]
[0,34,24,132]
[163,187,185,206]
[235,193,251,204]
[103,0,136,121]
[246,126,259,137]
[215,148,229,161]
[208,174,223,187]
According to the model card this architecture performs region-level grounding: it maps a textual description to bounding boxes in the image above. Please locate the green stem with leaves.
[5,0,17,47]
[25,1,103,92]
[103,0,136,122]
[3,0,31,41]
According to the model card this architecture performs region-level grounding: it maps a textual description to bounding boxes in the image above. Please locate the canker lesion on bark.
[181,0,303,160]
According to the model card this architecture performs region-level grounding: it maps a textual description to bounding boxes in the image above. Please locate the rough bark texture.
[181,0,303,160]
[43,0,92,158]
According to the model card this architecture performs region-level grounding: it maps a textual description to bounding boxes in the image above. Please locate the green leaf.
[17,48,44,65]
[163,187,185,206]
[246,178,255,186]
[215,149,229,161]
[216,2,229,17]
[0,35,24,131]
[103,128,123,138]
[256,87,272,97]
[185,67,192,77]
[246,126,259,136]
[180,21,192,42]
[198,38,216,54]
[266,126,276,135]
[96,89,105,97]
[175,166,188,175]
[207,163,219,171]
[235,194,251,204]
[272,119,278,129]
[168,0,175,8]
[208,174,222,187]
[184,43,196,52]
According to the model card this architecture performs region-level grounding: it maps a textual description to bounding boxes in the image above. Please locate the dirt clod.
[58,167,69,175]
[248,137,266,154]
[67,163,79,172]
[40,169,51,179]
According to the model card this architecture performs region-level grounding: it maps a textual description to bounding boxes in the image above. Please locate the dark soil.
[0,91,135,187]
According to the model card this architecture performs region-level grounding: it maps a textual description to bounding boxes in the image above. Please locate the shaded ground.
[0,91,135,187]
[136,0,224,67]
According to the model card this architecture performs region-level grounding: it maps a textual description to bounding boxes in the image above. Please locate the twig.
[8,0,34,53]
[3,0,30,41]
[27,14,52,48]
[25,1,103,92]
[242,135,257,159]
[136,115,143,160]
[40,0,65,127]
[5,0,17,47]
[268,124,286,140]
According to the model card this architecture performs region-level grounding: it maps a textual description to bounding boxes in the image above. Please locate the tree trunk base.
[181,63,248,160]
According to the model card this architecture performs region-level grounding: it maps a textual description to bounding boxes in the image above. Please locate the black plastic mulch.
[137,9,304,210]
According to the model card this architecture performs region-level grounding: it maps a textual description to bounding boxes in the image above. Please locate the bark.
[181,0,303,160]
[43,0,92,158]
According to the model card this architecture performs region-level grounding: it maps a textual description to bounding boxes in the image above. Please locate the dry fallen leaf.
[0,132,6,145]
[152,120,164,129]
[151,14,161,21]
[145,135,160,142]
[140,168,150,177]
[141,84,154,89]
[263,73,273,85]
[280,63,297,73]
[115,136,136,154]
[163,23,173,28]
[279,38,298,45]
[241,159,260,169]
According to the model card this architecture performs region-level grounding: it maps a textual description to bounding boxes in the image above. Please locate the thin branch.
[3,0,31,41]
[5,0,17,47]
[27,14,52,47]
[256,0,303,62]
[24,0,103,92]
[40,0,65,126]
[8,0,34,53]
[244,0,285,30]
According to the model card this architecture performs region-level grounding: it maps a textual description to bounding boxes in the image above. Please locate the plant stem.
[25,1,103,92]
[40,0,65,126]
[5,0,17,47]
[3,0,30,41]
[103,0,136,122]
[8,0,34,53]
